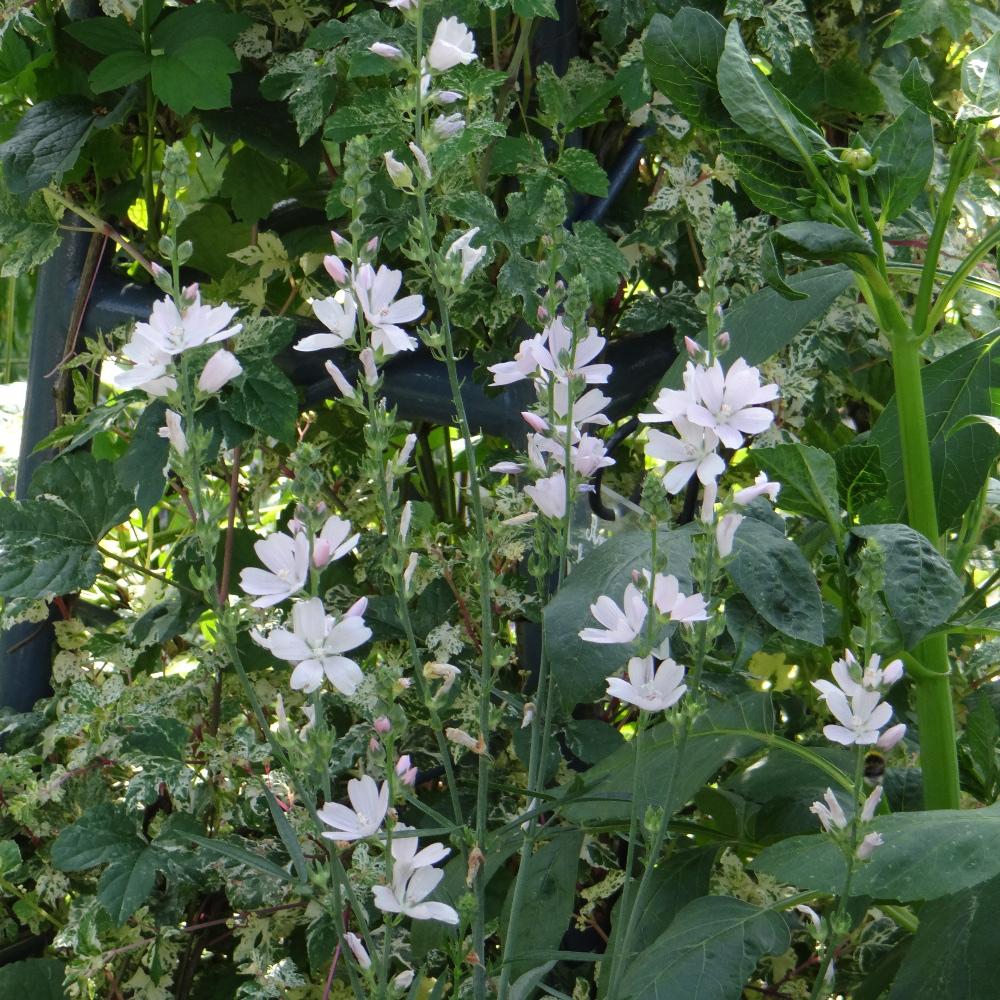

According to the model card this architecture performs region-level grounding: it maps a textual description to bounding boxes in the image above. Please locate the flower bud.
[408,141,432,180]
[198,349,243,392]
[158,409,188,456]
[330,229,349,249]
[856,831,884,860]
[717,330,731,350]
[490,461,523,475]
[840,147,874,171]
[370,41,403,59]
[312,538,332,569]
[374,716,392,734]
[876,722,906,751]
[435,90,463,104]
[344,931,371,970]
[882,659,904,686]
[360,348,378,386]
[324,360,357,399]
[521,410,548,433]
[384,150,412,188]
[400,500,412,542]
[323,254,348,284]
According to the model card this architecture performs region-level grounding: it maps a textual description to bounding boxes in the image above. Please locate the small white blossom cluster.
[577,570,708,711]
[487,317,615,520]
[810,785,886,861]
[812,650,906,749]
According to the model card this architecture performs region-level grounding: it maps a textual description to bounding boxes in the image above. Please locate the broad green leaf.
[753,802,1000,901]
[0,839,21,875]
[834,442,890,522]
[544,526,695,711]
[511,964,557,1000]
[753,444,841,532]
[872,104,933,221]
[870,331,1000,532]
[888,874,1000,999]
[599,848,717,997]
[965,691,999,791]
[150,36,240,115]
[852,524,963,648]
[720,130,813,219]
[52,803,144,871]
[90,49,151,93]
[511,0,558,16]
[324,90,404,150]
[221,146,285,222]
[886,0,971,46]
[900,59,945,122]
[558,692,773,826]
[116,401,168,516]
[180,832,295,883]
[554,148,609,198]
[0,98,95,195]
[643,9,727,127]
[563,221,628,301]
[771,49,883,120]
[765,223,873,297]
[501,832,583,979]
[0,185,61,277]
[960,34,1000,120]
[728,518,824,645]
[223,363,299,445]
[261,50,338,145]
[0,453,135,599]
[98,846,161,925]
[620,896,790,1000]
[0,958,66,999]
[150,2,249,51]
[717,23,826,169]
[64,15,142,54]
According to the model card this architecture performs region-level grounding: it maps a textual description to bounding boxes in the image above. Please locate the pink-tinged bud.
[343,932,371,971]
[714,303,724,319]
[717,330,731,349]
[151,261,167,277]
[324,360,357,399]
[876,723,907,751]
[346,595,368,618]
[369,737,380,752]
[287,517,304,535]
[856,832,884,860]
[882,659,904,686]
[360,348,379,386]
[312,538,332,568]
[684,336,701,357]
[370,41,403,59]
[330,229,349,249]
[365,236,380,255]
[315,501,328,514]
[860,784,883,823]
[323,254,348,284]
[374,716,392,734]
[181,282,200,304]
[445,727,483,753]
[435,90,463,104]
[198,349,243,392]
[521,410,548,433]
[537,305,549,322]
[396,755,418,785]
[490,461,523,475]
[384,151,412,188]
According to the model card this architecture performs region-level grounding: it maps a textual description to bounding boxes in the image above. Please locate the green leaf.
[223,364,299,445]
[720,130,813,219]
[563,221,629,302]
[717,23,826,168]
[558,692,773,827]
[643,10,727,127]
[753,802,1000,901]
[900,59,944,121]
[500,832,583,979]
[98,846,161,925]
[221,147,285,222]
[511,964,557,1000]
[0,958,66,999]
[0,185,61,277]
[511,0,558,17]
[960,34,1000,120]
[764,223,873,297]
[324,89,404,150]
[620,896,790,1000]
[544,526,695,711]
[65,15,142,54]
[852,524,963,648]
[554,148,609,197]
[90,49,151,93]
[0,97,95,195]
[151,36,239,115]
[965,691,999,790]
[261,50,338,145]
[0,839,21,875]
[888,874,1000,999]
[179,832,295,883]
[871,103,933,221]
[0,453,135,599]
[770,49,883,120]
[52,803,144,872]
[833,443,889,522]
[150,2,249,51]
[728,518,824,645]
[886,0,971,45]
[752,443,841,531]
[116,402,168,517]
[870,330,1000,532]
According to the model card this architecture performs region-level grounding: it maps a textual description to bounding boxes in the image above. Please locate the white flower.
[524,471,567,519]
[317,774,389,841]
[312,515,360,569]
[638,379,696,425]
[535,317,611,384]
[433,112,466,139]
[134,287,241,357]
[856,832,884,860]
[353,264,424,355]
[434,90,463,104]
[240,532,310,607]
[254,597,371,695]
[197,348,242,392]
[579,583,647,644]
[685,358,779,449]
[446,227,486,281]
[297,293,358,352]
[645,418,726,494]
[733,472,781,506]
[427,16,476,72]
[370,41,403,59]
[373,831,459,924]
[876,723,907,751]
[383,150,413,187]
[445,727,482,753]
[716,511,743,557]
[343,931,371,970]
[423,660,461,694]
[115,327,175,395]
[860,784,883,823]
[325,360,356,399]
[158,409,187,455]
[490,461,523,475]
[393,971,416,990]
[553,384,611,428]
[650,573,708,623]
[606,655,687,712]
[810,788,848,832]
[818,686,894,746]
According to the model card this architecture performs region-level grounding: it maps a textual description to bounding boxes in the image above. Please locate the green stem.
[141,0,159,242]
[925,219,1000,333]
